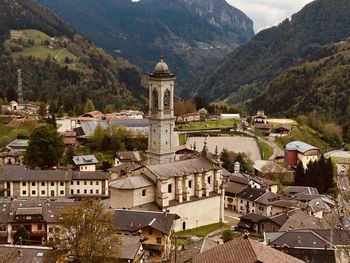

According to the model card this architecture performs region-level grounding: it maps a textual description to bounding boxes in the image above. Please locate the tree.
[62,145,75,166]
[38,102,47,119]
[222,229,234,243]
[47,199,120,262]
[89,124,105,151]
[25,125,65,169]
[84,98,95,113]
[104,104,114,114]
[14,226,31,245]
[220,149,231,171]
[294,161,305,186]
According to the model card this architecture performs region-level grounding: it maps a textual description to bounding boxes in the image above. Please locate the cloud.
[226,0,313,32]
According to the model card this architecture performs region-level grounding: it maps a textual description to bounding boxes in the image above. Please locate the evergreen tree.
[38,102,47,119]
[294,161,305,186]
[14,226,31,245]
[220,149,231,171]
[84,98,95,113]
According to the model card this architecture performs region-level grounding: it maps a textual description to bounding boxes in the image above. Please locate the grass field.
[257,140,273,160]
[7,29,78,66]
[175,223,227,238]
[176,119,239,131]
[275,124,331,152]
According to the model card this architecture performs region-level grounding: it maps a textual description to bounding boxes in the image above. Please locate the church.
[109,58,225,232]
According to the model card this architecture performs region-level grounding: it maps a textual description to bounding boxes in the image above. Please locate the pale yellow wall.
[79,164,96,171]
[70,180,104,195]
[133,185,156,207]
[170,195,221,232]
[110,188,134,208]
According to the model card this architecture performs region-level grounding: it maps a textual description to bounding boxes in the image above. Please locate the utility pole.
[17,69,24,104]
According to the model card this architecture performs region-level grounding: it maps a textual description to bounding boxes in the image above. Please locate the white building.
[72,155,98,171]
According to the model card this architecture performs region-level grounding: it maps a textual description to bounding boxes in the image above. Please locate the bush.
[222,229,234,243]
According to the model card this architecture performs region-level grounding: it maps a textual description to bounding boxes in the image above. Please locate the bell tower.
[147,57,176,165]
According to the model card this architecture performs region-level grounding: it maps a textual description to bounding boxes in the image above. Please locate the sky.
[226,0,314,32]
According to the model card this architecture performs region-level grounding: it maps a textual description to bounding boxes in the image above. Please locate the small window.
[252,203,255,207]
[32,182,35,186]
[71,181,73,185]
[60,190,64,195]
[156,237,162,244]
[142,189,146,197]
[90,181,93,185]
[84,189,87,194]
[22,190,26,195]
[32,190,36,195]
[51,182,54,186]
[96,181,99,185]
[38,224,42,230]
[96,189,99,194]
[22,182,26,186]
[41,182,45,186]
[240,200,243,204]
[90,189,93,194]
[71,189,74,195]
[60,182,64,186]
[77,189,80,194]
[77,181,80,185]
[168,184,172,193]
[207,176,211,185]
[188,180,192,189]
[149,229,153,235]
[84,181,87,185]
[41,190,45,195]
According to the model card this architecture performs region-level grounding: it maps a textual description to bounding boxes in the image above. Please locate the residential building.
[0,166,109,198]
[252,111,267,124]
[176,237,218,263]
[274,123,292,134]
[238,212,288,233]
[0,151,21,165]
[118,235,144,263]
[192,236,304,263]
[254,123,272,136]
[72,155,98,171]
[114,151,142,166]
[176,112,200,123]
[61,131,77,147]
[253,160,294,183]
[219,113,240,120]
[0,245,51,262]
[113,209,179,259]
[0,198,77,244]
[264,229,350,263]
[285,141,319,168]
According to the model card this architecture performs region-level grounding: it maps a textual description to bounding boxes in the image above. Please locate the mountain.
[185,0,350,102]
[0,0,147,113]
[34,0,254,86]
[249,38,350,123]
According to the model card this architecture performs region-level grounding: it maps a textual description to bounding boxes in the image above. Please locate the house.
[0,151,21,165]
[274,123,292,134]
[264,229,350,263]
[219,114,240,120]
[0,166,109,198]
[192,236,304,263]
[113,209,179,259]
[285,141,319,168]
[176,112,200,123]
[0,198,77,244]
[5,139,29,153]
[176,237,218,263]
[0,245,51,263]
[254,123,272,136]
[110,119,149,135]
[253,160,294,183]
[284,186,319,196]
[252,111,267,124]
[118,235,144,263]
[61,131,77,147]
[114,151,142,166]
[72,155,98,171]
[108,163,141,180]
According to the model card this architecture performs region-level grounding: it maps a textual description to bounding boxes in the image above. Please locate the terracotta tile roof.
[224,181,247,195]
[192,237,305,263]
[176,238,219,263]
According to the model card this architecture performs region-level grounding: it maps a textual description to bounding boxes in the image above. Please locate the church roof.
[146,157,218,179]
[109,175,155,190]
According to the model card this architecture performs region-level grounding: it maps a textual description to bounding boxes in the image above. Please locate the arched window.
[164,89,170,111]
[152,89,158,114]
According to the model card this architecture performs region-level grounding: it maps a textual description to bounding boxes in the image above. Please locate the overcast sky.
[226,0,314,32]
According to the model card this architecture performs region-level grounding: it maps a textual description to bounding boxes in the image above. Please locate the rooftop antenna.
[17,69,24,104]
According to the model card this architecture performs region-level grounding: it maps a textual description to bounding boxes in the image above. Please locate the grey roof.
[72,171,108,180]
[116,151,142,163]
[254,191,283,205]
[285,141,318,153]
[110,118,149,128]
[16,207,42,216]
[236,186,266,201]
[108,163,141,173]
[77,121,109,137]
[224,181,247,195]
[176,238,219,263]
[118,235,143,260]
[279,211,332,231]
[239,213,268,223]
[267,213,289,226]
[113,209,179,235]
[109,175,155,190]
[284,186,319,195]
[72,155,98,165]
[251,176,278,187]
[146,157,218,179]
[253,160,289,173]
[228,175,249,185]
[0,166,72,182]
[6,139,29,150]
[0,246,51,263]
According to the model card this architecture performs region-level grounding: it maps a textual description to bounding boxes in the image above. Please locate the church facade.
[109,58,224,232]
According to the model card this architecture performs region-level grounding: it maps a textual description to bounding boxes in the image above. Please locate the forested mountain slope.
[35,0,254,86]
[185,0,350,103]
[0,0,147,113]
